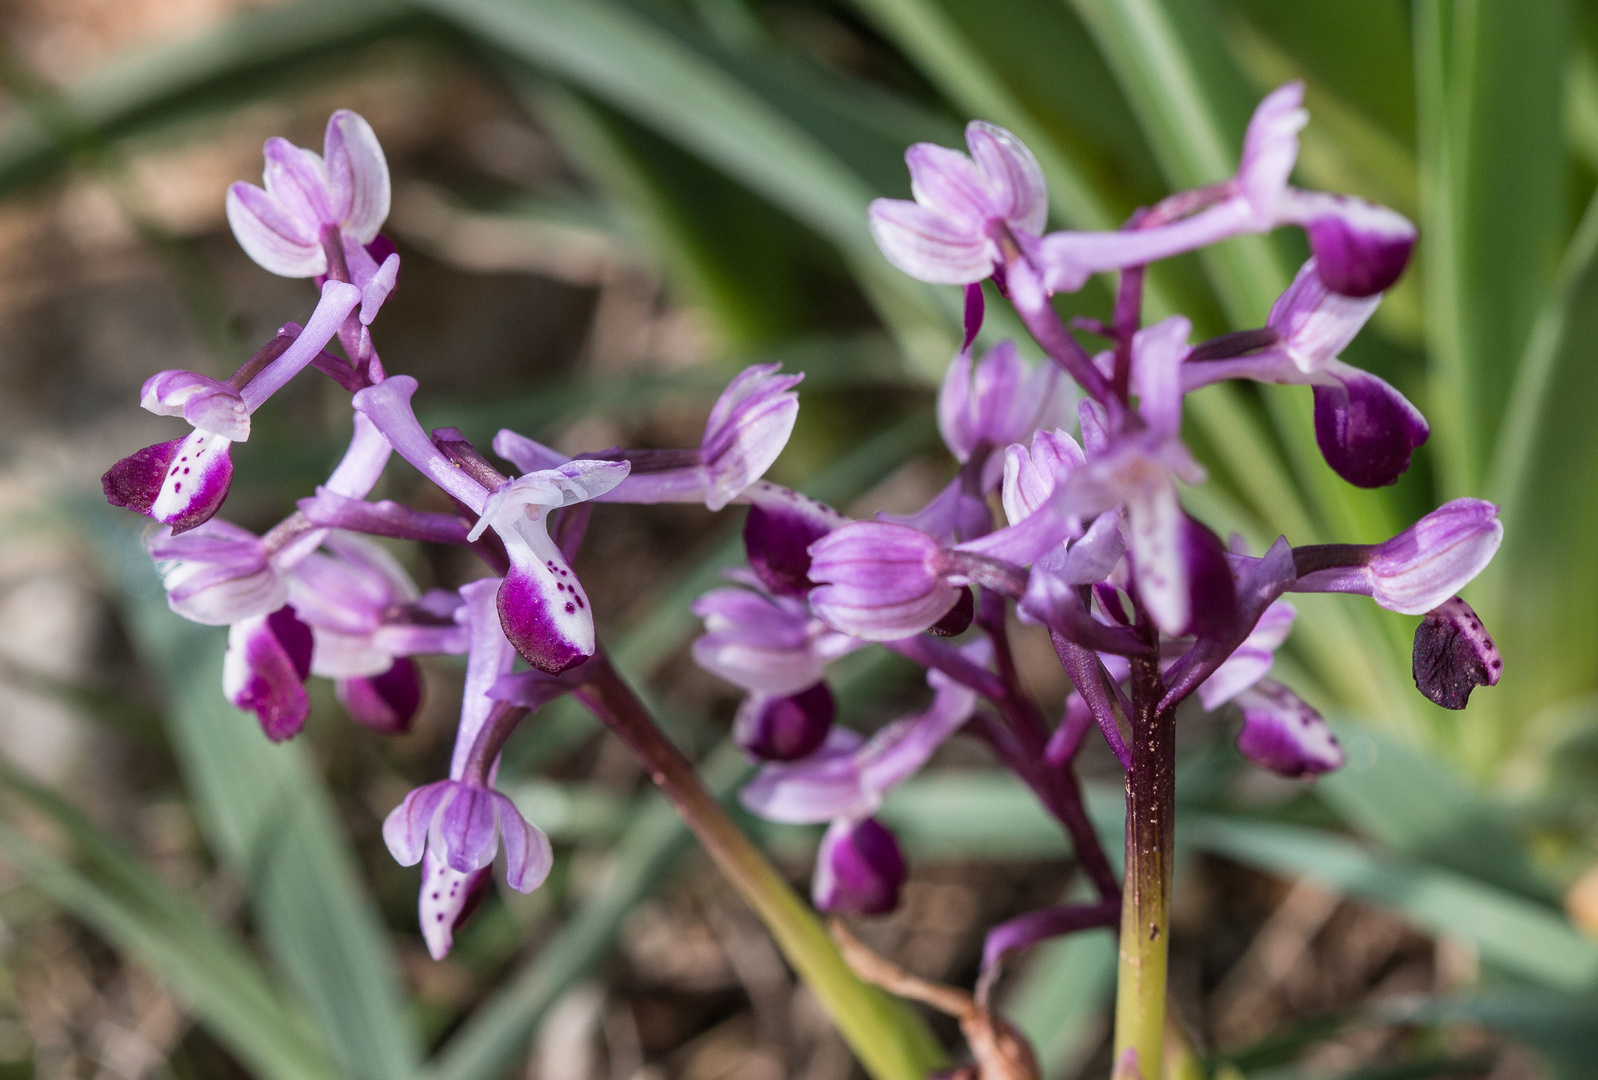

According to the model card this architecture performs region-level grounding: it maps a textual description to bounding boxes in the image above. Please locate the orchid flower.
[382,579,553,959]
[103,281,361,532]
[938,340,1071,488]
[868,121,1047,285]
[226,109,392,284]
[1035,83,1415,299]
[741,649,984,913]
[492,364,802,512]
[352,375,628,674]
[1183,258,1429,487]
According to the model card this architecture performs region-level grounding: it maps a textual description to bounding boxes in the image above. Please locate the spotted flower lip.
[471,460,630,674]
[1234,680,1344,778]
[223,606,314,742]
[226,109,390,279]
[104,280,361,533]
[1412,596,1502,710]
[868,120,1047,285]
[354,376,626,674]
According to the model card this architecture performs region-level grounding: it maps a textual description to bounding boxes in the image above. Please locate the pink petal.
[262,137,334,231]
[494,792,554,893]
[382,781,453,865]
[966,120,1047,235]
[868,198,992,285]
[225,182,324,278]
[324,110,391,242]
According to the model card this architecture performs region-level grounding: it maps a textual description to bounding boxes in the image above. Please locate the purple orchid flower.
[103,281,361,532]
[352,375,628,674]
[741,647,984,913]
[226,109,391,282]
[741,656,982,823]
[287,533,468,732]
[693,575,860,695]
[938,340,1070,487]
[492,364,802,512]
[383,579,553,959]
[868,121,1047,285]
[1184,258,1429,487]
[1035,83,1415,299]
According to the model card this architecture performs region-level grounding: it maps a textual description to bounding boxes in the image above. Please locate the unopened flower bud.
[812,817,908,916]
[338,657,424,734]
[735,684,837,762]
[808,522,959,640]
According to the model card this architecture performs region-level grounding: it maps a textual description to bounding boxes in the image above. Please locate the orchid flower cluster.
[101,110,808,959]
[103,87,1503,1075]
[691,81,1503,1072]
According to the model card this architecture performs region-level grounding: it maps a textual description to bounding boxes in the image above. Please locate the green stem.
[576,657,944,1080]
[1112,656,1176,1079]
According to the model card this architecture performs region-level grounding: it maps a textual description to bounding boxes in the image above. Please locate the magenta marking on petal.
[103,438,181,518]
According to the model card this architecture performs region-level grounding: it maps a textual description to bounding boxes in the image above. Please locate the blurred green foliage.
[4,1,1598,1077]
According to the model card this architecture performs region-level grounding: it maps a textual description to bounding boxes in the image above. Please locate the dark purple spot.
[436,914,445,922]
[556,583,565,591]
[174,482,182,492]
[182,467,190,474]
[564,602,576,614]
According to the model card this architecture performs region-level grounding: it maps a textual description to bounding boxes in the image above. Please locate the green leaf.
[1414,0,1568,497]
[0,767,342,1080]
[0,0,421,196]
[1476,185,1598,764]
[92,507,421,1080]
[1186,813,1598,992]
[1318,722,1557,904]
[415,0,957,369]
